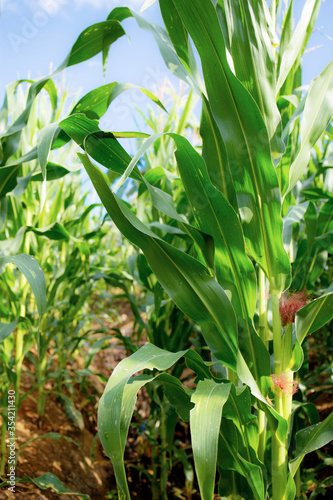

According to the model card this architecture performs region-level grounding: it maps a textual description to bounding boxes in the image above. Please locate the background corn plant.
[0,0,332,499]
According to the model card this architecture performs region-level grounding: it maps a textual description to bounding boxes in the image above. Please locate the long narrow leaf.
[190,380,231,500]
[216,0,283,153]
[296,282,333,345]
[79,152,239,369]
[170,0,290,291]
[98,343,188,499]
[287,60,333,193]
[0,254,47,319]
[277,0,321,92]
[289,412,333,477]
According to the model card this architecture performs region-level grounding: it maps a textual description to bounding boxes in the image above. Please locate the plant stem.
[271,422,288,500]
[37,355,47,417]
[258,410,266,464]
[15,269,29,406]
[295,466,302,499]
[282,371,294,425]
[272,290,282,377]
[56,330,65,393]
[151,420,159,500]
[0,409,7,477]
[15,321,24,407]
[271,288,288,500]
[282,323,293,371]
[159,401,168,500]
[258,269,268,462]
[259,269,268,347]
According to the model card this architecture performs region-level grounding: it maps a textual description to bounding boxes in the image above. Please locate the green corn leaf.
[159,0,190,70]
[0,254,47,319]
[31,163,80,182]
[71,82,167,119]
[71,82,120,119]
[289,412,333,477]
[219,418,265,500]
[296,282,333,345]
[98,343,188,499]
[317,194,333,237]
[0,319,18,343]
[79,151,238,369]
[1,20,126,163]
[26,223,71,241]
[59,118,143,182]
[37,122,59,179]
[81,152,285,439]
[288,60,333,194]
[157,372,194,421]
[88,127,267,381]
[59,21,125,69]
[86,129,255,324]
[58,114,100,148]
[283,202,309,255]
[83,131,216,271]
[301,188,333,201]
[0,227,26,256]
[2,146,38,168]
[107,7,199,93]
[0,79,57,141]
[57,394,85,431]
[304,201,317,257]
[0,473,91,500]
[218,469,255,500]
[278,0,294,72]
[0,164,20,197]
[171,134,270,382]
[8,172,34,197]
[216,0,283,154]
[173,134,257,317]
[169,0,290,291]
[190,380,231,500]
[200,95,238,210]
[0,197,6,232]
[277,0,321,92]
[223,385,262,468]
[155,3,236,207]
[184,349,214,383]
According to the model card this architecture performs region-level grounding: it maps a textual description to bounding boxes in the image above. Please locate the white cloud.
[0,0,146,16]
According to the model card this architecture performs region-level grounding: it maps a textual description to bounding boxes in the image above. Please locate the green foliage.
[0,0,332,498]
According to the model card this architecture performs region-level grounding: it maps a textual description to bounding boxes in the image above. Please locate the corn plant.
[71,2,332,498]
[92,87,201,499]
[1,0,332,498]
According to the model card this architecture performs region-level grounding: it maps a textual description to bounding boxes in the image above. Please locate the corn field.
[0,1,332,499]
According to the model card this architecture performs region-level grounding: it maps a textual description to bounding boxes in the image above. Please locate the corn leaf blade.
[170,0,290,290]
[295,282,333,345]
[190,380,231,500]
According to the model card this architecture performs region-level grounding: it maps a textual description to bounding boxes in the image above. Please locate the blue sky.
[0,0,173,133]
[0,0,332,133]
